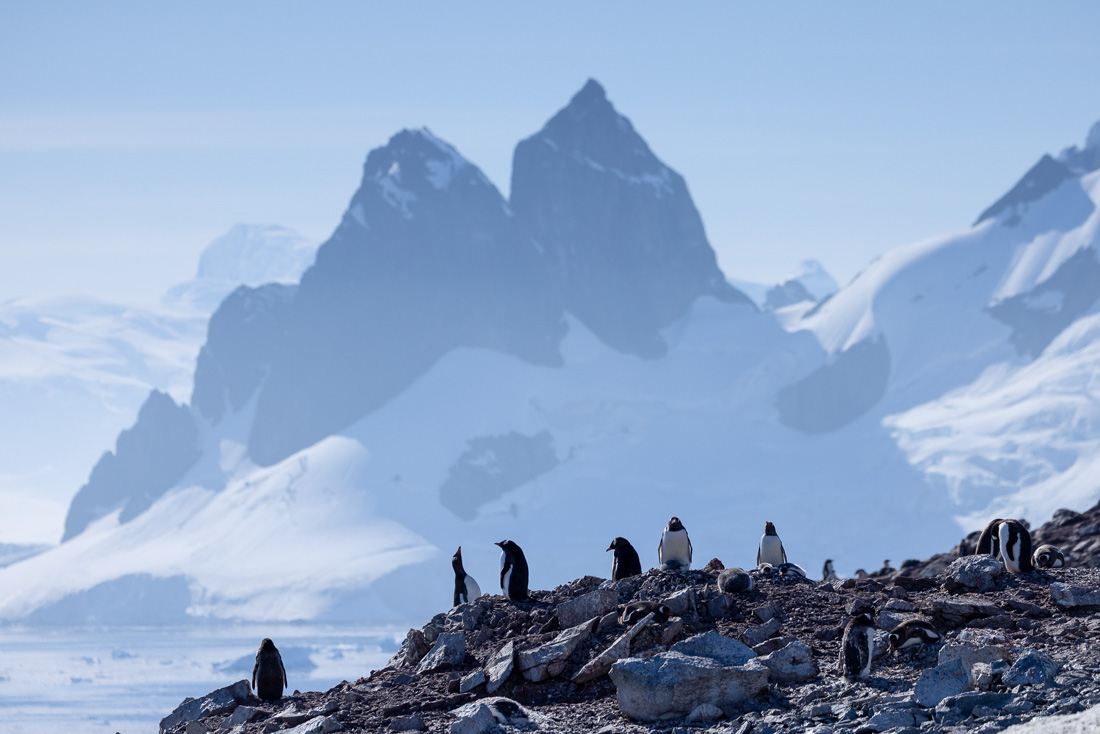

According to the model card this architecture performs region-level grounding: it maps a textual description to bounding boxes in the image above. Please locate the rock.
[485,640,515,694]
[225,706,260,727]
[845,596,874,616]
[1050,583,1100,611]
[751,635,799,656]
[741,616,782,647]
[670,630,756,666]
[388,714,426,732]
[665,587,696,617]
[754,641,817,684]
[185,723,207,734]
[660,618,686,646]
[517,619,595,682]
[1003,650,1059,687]
[574,612,654,684]
[609,651,769,722]
[281,716,340,734]
[448,703,496,734]
[999,703,1100,732]
[915,658,970,708]
[557,587,619,628]
[933,595,1001,626]
[159,680,252,732]
[686,702,724,723]
[416,633,466,675]
[459,669,486,693]
[707,594,733,618]
[944,556,1005,592]
[950,691,1011,716]
[864,709,917,731]
[754,602,781,623]
[389,628,430,669]
[938,642,1011,684]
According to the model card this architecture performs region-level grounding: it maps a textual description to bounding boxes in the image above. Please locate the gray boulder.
[485,640,515,694]
[933,595,1001,626]
[517,619,595,682]
[416,632,466,675]
[557,587,619,628]
[159,680,252,732]
[574,612,655,684]
[671,630,756,667]
[388,628,429,669]
[754,641,817,684]
[1003,649,1059,687]
[915,658,970,708]
[1050,583,1100,611]
[944,555,1005,591]
[938,641,1011,684]
[664,587,696,617]
[449,703,496,734]
[741,616,782,647]
[609,651,769,722]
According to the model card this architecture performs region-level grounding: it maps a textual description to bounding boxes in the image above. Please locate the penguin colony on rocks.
[236,513,1068,702]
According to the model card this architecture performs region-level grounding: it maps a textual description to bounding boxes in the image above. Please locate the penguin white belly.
[501,566,514,600]
[758,535,786,566]
[860,627,875,677]
[999,522,1021,573]
[465,575,481,601]
[661,530,691,566]
[896,635,921,650]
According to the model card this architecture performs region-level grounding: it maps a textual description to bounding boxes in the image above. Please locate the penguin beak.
[456,546,461,555]
[606,545,613,552]
[494,542,503,548]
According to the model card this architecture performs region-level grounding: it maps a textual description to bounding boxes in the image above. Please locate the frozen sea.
[0,624,403,733]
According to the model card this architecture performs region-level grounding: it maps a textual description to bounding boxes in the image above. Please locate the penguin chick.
[1033,544,1065,569]
[658,517,692,570]
[888,619,940,652]
[452,546,482,608]
[840,613,875,679]
[252,638,287,703]
[619,600,671,625]
[822,559,838,581]
[997,519,1034,573]
[607,537,643,581]
[717,567,753,593]
[757,521,787,567]
[495,540,530,601]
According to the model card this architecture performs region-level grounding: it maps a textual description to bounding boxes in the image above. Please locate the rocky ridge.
[161,504,1100,734]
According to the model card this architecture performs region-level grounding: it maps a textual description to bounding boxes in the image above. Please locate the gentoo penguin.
[840,613,875,679]
[778,562,808,579]
[495,540,530,601]
[997,519,1033,573]
[252,638,287,702]
[451,546,482,607]
[888,619,940,652]
[658,517,692,570]
[717,567,754,593]
[607,537,643,581]
[619,600,671,625]
[822,559,838,581]
[876,560,895,577]
[757,521,787,567]
[976,518,1004,556]
[854,569,870,580]
[1033,544,1065,569]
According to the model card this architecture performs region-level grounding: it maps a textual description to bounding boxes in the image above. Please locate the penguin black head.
[666,517,685,532]
[258,638,277,653]
[495,540,520,553]
[452,546,465,573]
[607,537,629,552]
[852,612,874,627]
[764,521,778,536]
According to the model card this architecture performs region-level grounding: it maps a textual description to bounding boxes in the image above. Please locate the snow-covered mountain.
[3,82,1099,629]
[0,225,318,544]
[728,259,839,311]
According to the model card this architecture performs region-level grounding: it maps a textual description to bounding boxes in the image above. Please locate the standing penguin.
[252,638,288,702]
[607,537,643,581]
[495,540,530,601]
[997,519,1034,573]
[975,518,1004,556]
[451,546,482,607]
[658,517,693,570]
[822,559,838,581]
[757,521,787,567]
[840,613,875,679]
[1033,544,1065,569]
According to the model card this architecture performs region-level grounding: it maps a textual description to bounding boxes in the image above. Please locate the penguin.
[606,537,643,581]
[717,567,754,593]
[854,569,869,580]
[997,519,1033,573]
[451,546,482,607]
[887,619,940,652]
[822,559,838,581]
[1033,544,1065,569]
[778,562,808,579]
[495,540,530,601]
[840,613,875,679]
[619,600,671,625]
[252,638,287,703]
[757,521,787,567]
[975,518,1004,557]
[875,559,895,577]
[658,517,692,570]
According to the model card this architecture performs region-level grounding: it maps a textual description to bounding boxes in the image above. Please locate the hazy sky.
[3,2,1100,303]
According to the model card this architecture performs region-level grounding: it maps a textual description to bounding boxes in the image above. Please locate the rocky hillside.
[160,503,1100,734]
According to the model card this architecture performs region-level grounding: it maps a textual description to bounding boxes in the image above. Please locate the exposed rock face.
[63,390,199,541]
[510,79,751,359]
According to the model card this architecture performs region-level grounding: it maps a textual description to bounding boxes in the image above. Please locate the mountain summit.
[511,79,751,357]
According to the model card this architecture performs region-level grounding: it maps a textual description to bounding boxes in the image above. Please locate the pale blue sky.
[2,2,1099,302]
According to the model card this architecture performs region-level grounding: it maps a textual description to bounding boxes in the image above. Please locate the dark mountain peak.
[975,154,1074,227]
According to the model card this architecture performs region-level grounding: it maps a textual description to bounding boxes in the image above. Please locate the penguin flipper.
[756,544,762,567]
[252,660,258,691]
[781,543,787,565]
[1019,523,1034,572]
[687,535,693,564]
[280,653,287,689]
[976,519,1003,556]
[658,537,664,564]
